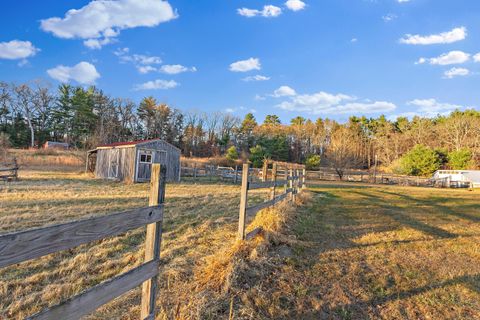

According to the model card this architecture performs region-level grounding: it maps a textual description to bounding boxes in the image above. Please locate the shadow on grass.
[319,273,480,319]
[350,190,457,239]
[376,189,480,224]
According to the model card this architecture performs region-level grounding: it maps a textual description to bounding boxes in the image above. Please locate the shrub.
[305,154,321,170]
[399,144,441,176]
[249,145,265,168]
[225,146,238,162]
[448,148,473,170]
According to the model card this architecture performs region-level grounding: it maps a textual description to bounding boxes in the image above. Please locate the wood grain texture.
[237,163,250,240]
[248,180,288,190]
[246,191,290,217]
[141,164,166,319]
[0,206,163,269]
[27,260,160,320]
[245,227,263,241]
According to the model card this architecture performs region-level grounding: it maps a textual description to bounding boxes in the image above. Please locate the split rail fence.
[0,160,306,319]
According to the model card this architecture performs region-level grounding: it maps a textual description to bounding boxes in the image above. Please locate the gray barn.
[91,139,181,183]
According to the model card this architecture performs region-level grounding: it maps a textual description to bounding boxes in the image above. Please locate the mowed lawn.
[255,182,480,319]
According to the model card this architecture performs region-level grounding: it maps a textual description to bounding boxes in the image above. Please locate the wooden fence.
[0,163,166,320]
[0,160,306,319]
[237,163,304,240]
[0,158,18,182]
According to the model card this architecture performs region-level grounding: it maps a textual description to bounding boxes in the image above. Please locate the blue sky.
[1,0,479,123]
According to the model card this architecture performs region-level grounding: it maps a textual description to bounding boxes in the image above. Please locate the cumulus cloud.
[133,79,178,90]
[416,51,470,65]
[0,40,39,60]
[405,98,464,117]
[399,27,466,45]
[47,61,100,85]
[237,5,282,18]
[274,87,395,115]
[273,86,297,97]
[242,75,270,82]
[474,53,480,63]
[159,64,196,74]
[40,0,177,48]
[398,0,410,2]
[285,0,306,11]
[229,58,261,72]
[443,67,470,79]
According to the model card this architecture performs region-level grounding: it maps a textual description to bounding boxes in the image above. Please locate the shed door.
[137,150,153,181]
[108,149,119,179]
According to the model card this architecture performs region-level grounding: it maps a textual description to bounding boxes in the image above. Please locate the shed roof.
[96,138,181,151]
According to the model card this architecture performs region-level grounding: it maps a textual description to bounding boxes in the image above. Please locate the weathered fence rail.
[237,162,305,240]
[0,164,167,320]
[0,160,306,318]
[0,158,18,182]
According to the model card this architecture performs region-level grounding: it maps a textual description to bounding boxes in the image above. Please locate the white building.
[432,170,480,188]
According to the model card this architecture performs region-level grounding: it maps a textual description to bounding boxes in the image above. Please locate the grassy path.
[252,183,480,319]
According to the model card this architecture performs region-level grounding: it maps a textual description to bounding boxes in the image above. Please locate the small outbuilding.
[88,138,181,183]
[432,170,480,188]
[43,141,69,149]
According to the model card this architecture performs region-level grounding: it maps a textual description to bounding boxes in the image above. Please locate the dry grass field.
[1,153,479,319]
[0,167,290,319]
[245,182,480,319]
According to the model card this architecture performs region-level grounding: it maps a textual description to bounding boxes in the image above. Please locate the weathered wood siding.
[95,147,136,183]
[135,140,180,182]
[94,139,180,183]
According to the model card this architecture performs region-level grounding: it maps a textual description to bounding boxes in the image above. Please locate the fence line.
[0,163,166,320]
[0,160,306,318]
[0,157,18,182]
[237,162,304,240]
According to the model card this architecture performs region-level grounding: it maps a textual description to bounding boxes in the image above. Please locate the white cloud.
[0,40,39,60]
[40,0,177,49]
[474,53,480,63]
[406,98,463,117]
[134,79,178,90]
[275,88,395,115]
[273,86,297,97]
[417,51,470,65]
[115,47,163,73]
[229,58,261,72]
[398,0,410,3]
[159,64,196,74]
[242,75,270,82]
[399,27,466,45]
[285,0,306,11]
[382,14,397,22]
[351,38,358,43]
[47,61,100,85]
[237,5,282,18]
[443,67,470,79]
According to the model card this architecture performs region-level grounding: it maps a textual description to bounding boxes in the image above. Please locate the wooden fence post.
[234,165,239,184]
[302,168,306,190]
[193,163,197,182]
[262,161,268,182]
[283,167,288,194]
[140,164,166,319]
[270,163,277,201]
[13,157,18,181]
[237,163,250,240]
[289,168,294,201]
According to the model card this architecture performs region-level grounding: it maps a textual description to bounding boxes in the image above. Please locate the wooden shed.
[90,139,181,183]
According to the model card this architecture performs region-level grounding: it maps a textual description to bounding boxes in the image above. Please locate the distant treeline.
[0,81,479,174]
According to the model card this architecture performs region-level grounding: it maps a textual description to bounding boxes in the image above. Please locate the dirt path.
[248,183,480,319]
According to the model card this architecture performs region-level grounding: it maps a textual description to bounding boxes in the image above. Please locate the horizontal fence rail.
[0,163,167,320]
[237,162,305,240]
[0,206,163,269]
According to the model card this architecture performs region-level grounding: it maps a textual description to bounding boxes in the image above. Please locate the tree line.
[1,81,479,176]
